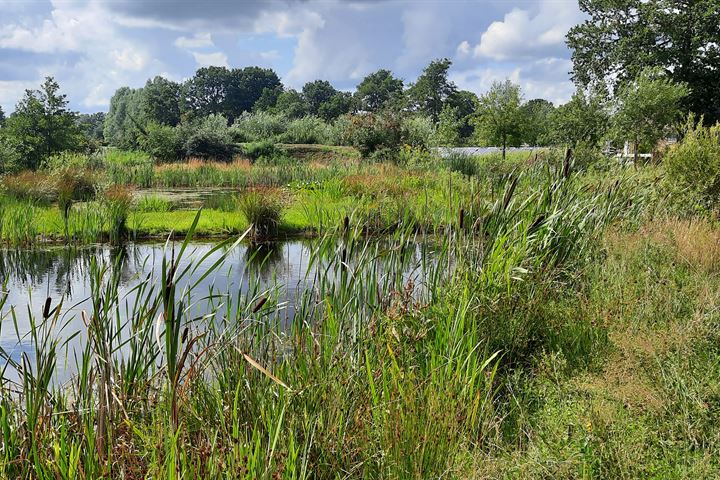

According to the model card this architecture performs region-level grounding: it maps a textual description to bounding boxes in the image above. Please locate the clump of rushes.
[1,171,55,204]
[53,168,98,240]
[103,185,133,244]
[238,187,284,240]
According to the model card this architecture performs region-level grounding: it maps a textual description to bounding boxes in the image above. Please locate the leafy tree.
[355,69,404,112]
[183,66,231,119]
[0,105,5,126]
[3,77,83,169]
[568,0,720,123]
[612,68,688,162]
[521,99,555,146]
[302,80,339,115]
[318,91,353,121]
[254,85,283,112]
[143,76,182,126]
[104,87,146,149]
[226,67,281,121]
[473,80,524,159]
[77,112,106,143]
[406,58,457,122]
[274,89,309,119]
[549,89,609,148]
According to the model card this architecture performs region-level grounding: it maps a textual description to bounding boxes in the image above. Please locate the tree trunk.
[502,137,506,161]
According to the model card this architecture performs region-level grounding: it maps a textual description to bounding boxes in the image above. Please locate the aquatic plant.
[238,188,284,240]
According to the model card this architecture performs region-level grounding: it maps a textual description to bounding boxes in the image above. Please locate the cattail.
[459,208,465,230]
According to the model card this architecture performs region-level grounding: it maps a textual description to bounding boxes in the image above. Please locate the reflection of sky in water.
[0,239,438,341]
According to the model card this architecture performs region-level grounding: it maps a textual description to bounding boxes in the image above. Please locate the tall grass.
[238,188,284,240]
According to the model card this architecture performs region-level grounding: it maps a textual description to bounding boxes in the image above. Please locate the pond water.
[0,237,442,380]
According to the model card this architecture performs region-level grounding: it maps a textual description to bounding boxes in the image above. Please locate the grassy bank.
[1,145,718,478]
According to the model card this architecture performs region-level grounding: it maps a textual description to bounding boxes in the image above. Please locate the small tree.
[520,98,554,146]
[4,77,83,169]
[612,68,689,163]
[473,80,523,159]
[549,89,609,148]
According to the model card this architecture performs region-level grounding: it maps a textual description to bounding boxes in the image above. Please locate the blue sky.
[0,0,585,113]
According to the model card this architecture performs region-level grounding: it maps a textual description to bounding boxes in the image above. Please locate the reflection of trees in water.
[0,247,102,297]
[244,242,285,282]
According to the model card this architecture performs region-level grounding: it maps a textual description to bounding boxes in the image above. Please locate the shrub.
[238,188,284,240]
[345,112,402,158]
[141,123,184,162]
[0,134,21,174]
[42,152,102,171]
[185,114,237,160]
[665,118,720,208]
[325,114,354,146]
[280,116,329,144]
[230,112,287,142]
[402,115,436,149]
[241,140,283,162]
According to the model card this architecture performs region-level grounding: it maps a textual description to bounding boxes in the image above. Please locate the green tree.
[407,58,457,122]
[302,80,339,115]
[549,90,609,148]
[318,91,353,121]
[354,69,404,112]
[226,67,281,121]
[473,80,524,159]
[183,66,231,119]
[3,77,83,169]
[0,105,5,126]
[612,68,688,162]
[521,98,555,146]
[274,89,309,119]
[567,0,720,123]
[254,85,283,112]
[77,112,106,143]
[143,76,182,126]
[104,87,146,149]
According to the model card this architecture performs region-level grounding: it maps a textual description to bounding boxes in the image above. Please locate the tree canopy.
[355,69,404,112]
[407,58,457,122]
[473,80,524,158]
[567,0,720,123]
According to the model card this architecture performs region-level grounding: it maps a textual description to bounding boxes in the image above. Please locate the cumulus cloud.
[192,51,229,68]
[471,0,583,60]
[174,33,213,49]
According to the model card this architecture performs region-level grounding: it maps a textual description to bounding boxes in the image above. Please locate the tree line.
[0,0,716,170]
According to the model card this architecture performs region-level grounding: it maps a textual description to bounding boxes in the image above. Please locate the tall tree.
[521,98,555,146]
[77,112,106,143]
[143,76,182,126]
[225,67,281,120]
[183,66,231,119]
[612,68,688,162]
[302,80,339,116]
[104,87,146,149]
[549,89,609,148]
[274,89,309,119]
[407,58,457,122]
[355,69,404,112]
[4,77,83,169]
[567,0,720,123]
[473,80,524,159]
[0,105,5,126]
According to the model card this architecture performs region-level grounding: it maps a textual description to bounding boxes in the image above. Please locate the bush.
[238,188,284,240]
[345,112,402,158]
[280,116,329,144]
[325,115,354,146]
[230,112,287,142]
[185,114,236,160]
[0,134,21,174]
[141,123,184,162]
[402,115,436,149]
[665,117,720,208]
[241,140,283,162]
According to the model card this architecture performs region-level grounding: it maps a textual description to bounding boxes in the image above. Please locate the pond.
[0,236,447,381]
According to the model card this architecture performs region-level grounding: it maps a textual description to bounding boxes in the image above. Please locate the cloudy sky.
[0,0,585,113]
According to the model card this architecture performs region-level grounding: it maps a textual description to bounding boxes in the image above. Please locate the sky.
[0,0,586,114]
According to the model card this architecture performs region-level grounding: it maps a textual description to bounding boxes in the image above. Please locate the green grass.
[0,147,718,477]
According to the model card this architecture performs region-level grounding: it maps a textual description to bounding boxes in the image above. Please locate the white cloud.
[112,48,149,71]
[192,51,229,67]
[456,40,471,57]
[174,33,213,48]
[471,0,583,60]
